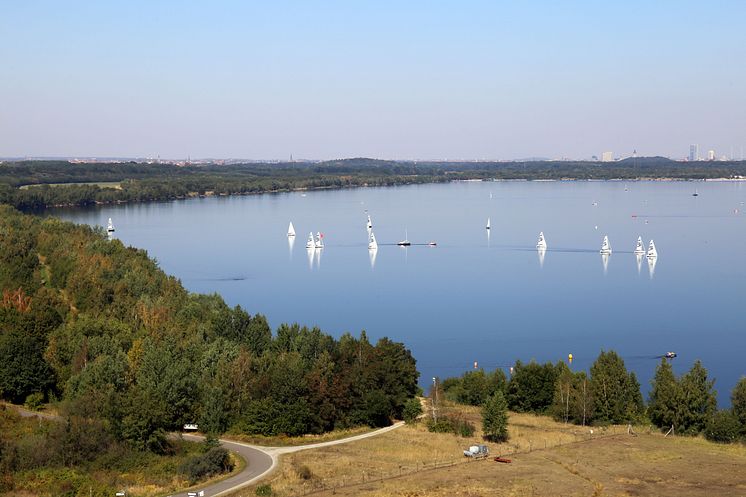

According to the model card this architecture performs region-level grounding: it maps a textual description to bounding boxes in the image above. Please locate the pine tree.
[482,390,509,442]
[677,360,717,434]
[589,350,642,424]
[731,377,746,435]
[649,358,679,429]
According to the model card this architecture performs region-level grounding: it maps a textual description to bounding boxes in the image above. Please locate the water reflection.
[288,235,295,259]
[647,255,657,279]
[368,247,378,269]
[636,253,643,275]
[601,252,610,275]
[537,247,546,268]
[306,247,315,270]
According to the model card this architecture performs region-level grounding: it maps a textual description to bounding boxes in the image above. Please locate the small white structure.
[634,236,645,255]
[647,239,658,259]
[600,235,612,254]
[536,231,547,249]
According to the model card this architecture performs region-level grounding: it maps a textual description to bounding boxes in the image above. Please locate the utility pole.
[432,377,439,422]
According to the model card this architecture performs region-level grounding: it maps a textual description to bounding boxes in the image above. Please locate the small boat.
[427,241,437,246]
[397,229,411,246]
[536,231,547,250]
[287,221,296,237]
[646,239,657,259]
[486,218,491,230]
[315,232,324,249]
[106,218,115,233]
[600,235,612,254]
[368,231,378,250]
[665,351,677,359]
[633,236,645,255]
[305,232,315,249]
[692,190,699,197]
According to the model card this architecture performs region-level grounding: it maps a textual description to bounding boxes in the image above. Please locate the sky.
[1,1,745,160]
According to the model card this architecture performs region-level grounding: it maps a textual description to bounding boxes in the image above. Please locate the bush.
[178,447,233,484]
[426,414,474,437]
[295,464,313,480]
[255,484,273,496]
[426,417,454,433]
[705,410,741,443]
[24,392,44,411]
[402,398,423,424]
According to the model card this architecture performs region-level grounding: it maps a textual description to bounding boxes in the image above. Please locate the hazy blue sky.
[2,1,745,160]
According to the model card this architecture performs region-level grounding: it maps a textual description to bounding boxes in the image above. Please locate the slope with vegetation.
[0,205,419,495]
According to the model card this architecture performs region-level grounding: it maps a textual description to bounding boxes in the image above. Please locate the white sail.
[366,214,373,232]
[486,218,491,230]
[306,232,315,249]
[634,236,644,255]
[107,218,115,232]
[315,232,324,249]
[647,239,658,259]
[368,231,378,250]
[600,235,612,254]
[536,231,547,249]
[287,221,296,237]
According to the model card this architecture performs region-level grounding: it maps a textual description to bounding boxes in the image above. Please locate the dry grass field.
[231,404,746,497]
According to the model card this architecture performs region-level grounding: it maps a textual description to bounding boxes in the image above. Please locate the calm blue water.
[54,181,746,405]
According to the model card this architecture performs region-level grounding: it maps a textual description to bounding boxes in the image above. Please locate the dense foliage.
[2,157,746,210]
[0,206,419,449]
[481,391,509,442]
[178,447,233,484]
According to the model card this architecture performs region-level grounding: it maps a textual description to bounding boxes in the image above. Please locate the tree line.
[0,205,419,460]
[2,158,746,210]
[441,352,746,443]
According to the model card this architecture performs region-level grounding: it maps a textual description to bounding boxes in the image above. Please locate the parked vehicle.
[463,444,489,458]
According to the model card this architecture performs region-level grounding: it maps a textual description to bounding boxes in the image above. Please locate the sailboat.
[536,231,547,250]
[287,221,296,237]
[107,218,115,233]
[646,239,658,259]
[599,235,612,254]
[633,236,645,255]
[366,214,373,233]
[305,232,315,249]
[368,231,378,250]
[397,229,411,246]
[315,232,324,249]
[486,218,491,230]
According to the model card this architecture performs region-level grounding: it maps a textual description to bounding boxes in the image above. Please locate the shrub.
[426,417,454,433]
[24,392,44,411]
[402,398,423,424]
[255,484,273,496]
[705,410,741,443]
[295,464,313,480]
[178,447,233,484]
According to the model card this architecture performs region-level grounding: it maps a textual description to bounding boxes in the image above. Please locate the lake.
[54,180,746,405]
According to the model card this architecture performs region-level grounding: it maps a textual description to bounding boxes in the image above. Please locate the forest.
[0,205,419,491]
[439,354,746,443]
[2,157,746,210]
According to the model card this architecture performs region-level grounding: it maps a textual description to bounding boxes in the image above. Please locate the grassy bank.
[231,402,746,497]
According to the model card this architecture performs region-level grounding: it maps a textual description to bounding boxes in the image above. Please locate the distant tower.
[708,149,715,161]
[689,144,699,161]
[601,151,613,162]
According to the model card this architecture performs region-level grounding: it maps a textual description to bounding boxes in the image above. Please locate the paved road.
[172,422,404,497]
[4,403,403,497]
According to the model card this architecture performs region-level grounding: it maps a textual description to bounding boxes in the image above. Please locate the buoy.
[568,353,573,364]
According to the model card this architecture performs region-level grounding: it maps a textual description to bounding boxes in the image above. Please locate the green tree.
[731,377,746,435]
[648,359,679,429]
[550,363,593,425]
[507,360,559,413]
[589,350,642,424]
[402,398,423,424]
[0,331,56,403]
[677,360,716,435]
[482,391,509,442]
[705,410,741,443]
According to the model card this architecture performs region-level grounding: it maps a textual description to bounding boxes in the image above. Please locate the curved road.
[5,403,402,497]
[173,422,404,497]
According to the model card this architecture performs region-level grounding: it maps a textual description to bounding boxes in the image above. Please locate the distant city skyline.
[1,1,745,160]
